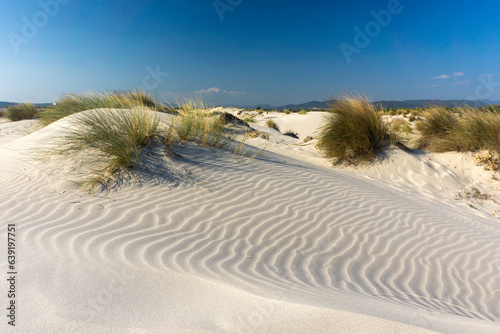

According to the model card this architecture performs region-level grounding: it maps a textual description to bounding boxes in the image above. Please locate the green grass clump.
[51,107,159,190]
[391,118,412,134]
[5,103,38,121]
[317,93,390,163]
[415,107,500,156]
[265,119,280,131]
[39,90,161,126]
[457,108,500,155]
[298,110,308,115]
[415,107,460,151]
[242,115,254,123]
[165,99,229,148]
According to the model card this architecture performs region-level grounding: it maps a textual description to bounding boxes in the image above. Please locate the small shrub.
[284,110,291,115]
[266,119,280,131]
[5,103,38,121]
[303,136,313,143]
[298,110,308,115]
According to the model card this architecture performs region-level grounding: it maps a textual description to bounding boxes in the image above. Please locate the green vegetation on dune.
[415,106,500,156]
[49,107,160,190]
[5,103,38,121]
[38,89,162,127]
[317,93,391,164]
[41,95,256,191]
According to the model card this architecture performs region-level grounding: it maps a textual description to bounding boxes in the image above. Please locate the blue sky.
[1,0,500,106]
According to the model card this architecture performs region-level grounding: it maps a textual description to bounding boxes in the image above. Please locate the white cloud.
[432,72,465,80]
[194,87,245,96]
[432,75,451,80]
[194,87,221,95]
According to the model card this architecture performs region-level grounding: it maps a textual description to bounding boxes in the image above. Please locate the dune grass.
[5,103,38,121]
[317,94,391,163]
[415,107,500,157]
[317,93,390,164]
[164,99,229,148]
[265,119,280,131]
[414,106,459,151]
[50,107,159,190]
[38,90,162,126]
[391,118,412,134]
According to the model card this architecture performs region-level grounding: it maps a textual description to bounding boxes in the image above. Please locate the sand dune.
[1,112,499,333]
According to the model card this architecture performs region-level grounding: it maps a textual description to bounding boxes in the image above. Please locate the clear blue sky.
[1,0,500,106]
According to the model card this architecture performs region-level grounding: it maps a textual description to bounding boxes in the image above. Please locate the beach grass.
[317,93,390,163]
[391,118,412,134]
[5,103,38,121]
[414,106,459,151]
[38,89,162,126]
[165,99,229,148]
[266,119,280,131]
[415,107,500,158]
[50,107,159,190]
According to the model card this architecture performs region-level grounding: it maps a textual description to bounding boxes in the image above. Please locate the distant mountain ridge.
[276,99,491,110]
[0,101,53,108]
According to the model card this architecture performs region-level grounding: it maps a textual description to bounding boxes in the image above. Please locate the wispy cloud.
[194,87,246,96]
[448,80,469,86]
[432,72,464,80]
[425,84,442,88]
[194,87,221,95]
[432,75,451,80]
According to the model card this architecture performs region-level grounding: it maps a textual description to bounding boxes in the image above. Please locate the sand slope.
[1,114,499,333]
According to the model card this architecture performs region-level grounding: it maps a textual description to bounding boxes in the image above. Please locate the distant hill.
[280,101,330,110]
[0,101,53,108]
[0,101,16,108]
[374,100,489,109]
[277,99,490,111]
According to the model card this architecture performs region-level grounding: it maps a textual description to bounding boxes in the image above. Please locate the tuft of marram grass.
[414,106,459,151]
[50,107,159,190]
[414,107,500,157]
[391,118,412,134]
[5,103,38,121]
[455,108,500,155]
[265,119,280,131]
[317,93,390,163]
[164,99,230,148]
[38,90,161,127]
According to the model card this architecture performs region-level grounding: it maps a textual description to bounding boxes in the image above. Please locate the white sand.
[1,112,500,333]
